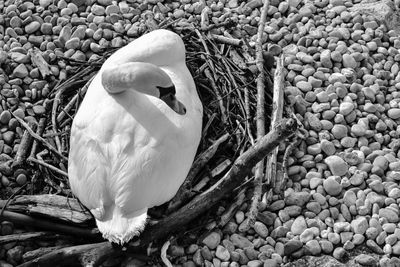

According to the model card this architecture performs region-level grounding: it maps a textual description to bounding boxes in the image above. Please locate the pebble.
[253,222,268,238]
[354,254,377,266]
[379,208,399,223]
[388,109,400,119]
[331,124,348,139]
[325,155,348,176]
[25,21,41,34]
[285,191,310,207]
[351,217,368,235]
[332,247,346,261]
[215,245,230,261]
[283,239,303,255]
[230,234,253,249]
[202,232,221,250]
[323,176,342,196]
[291,216,307,235]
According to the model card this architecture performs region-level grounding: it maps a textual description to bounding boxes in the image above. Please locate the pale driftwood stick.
[19,242,119,267]
[0,211,99,239]
[16,119,297,265]
[265,55,285,187]
[23,246,69,262]
[29,117,46,159]
[211,34,243,46]
[0,232,58,245]
[0,194,92,224]
[167,133,230,213]
[29,48,51,78]
[13,115,68,161]
[13,122,37,168]
[218,188,246,227]
[247,0,270,229]
[27,157,68,177]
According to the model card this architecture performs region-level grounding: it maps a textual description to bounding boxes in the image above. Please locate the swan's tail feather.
[95,207,148,245]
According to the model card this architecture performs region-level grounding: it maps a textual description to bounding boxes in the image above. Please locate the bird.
[68,29,203,245]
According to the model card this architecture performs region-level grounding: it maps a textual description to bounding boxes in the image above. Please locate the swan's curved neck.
[101,62,173,96]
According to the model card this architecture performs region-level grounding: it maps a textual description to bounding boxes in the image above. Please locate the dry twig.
[247,0,270,229]
[265,55,285,187]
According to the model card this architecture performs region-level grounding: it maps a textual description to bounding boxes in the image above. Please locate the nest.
[12,24,274,206]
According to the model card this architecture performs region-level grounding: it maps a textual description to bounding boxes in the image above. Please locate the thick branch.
[0,194,92,224]
[0,211,99,239]
[0,232,59,245]
[18,242,118,267]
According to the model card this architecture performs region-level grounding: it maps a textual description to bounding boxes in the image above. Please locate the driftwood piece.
[23,246,69,262]
[0,194,92,224]
[265,55,285,187]
[0,232,59,245]
[18,242,118,267]
[13,115,68,161]
[1,211,99,239]
[210,34,243,46]
[247,0,270,229]
[29,48,51,78]
[167,133,230,212]
[13,122,37,168]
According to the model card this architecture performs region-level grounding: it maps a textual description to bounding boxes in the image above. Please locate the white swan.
[68,29,203,244]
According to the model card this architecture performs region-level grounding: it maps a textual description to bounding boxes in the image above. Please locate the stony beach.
[1,0,400,266]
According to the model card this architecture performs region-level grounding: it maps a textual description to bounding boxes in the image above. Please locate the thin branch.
[12,122,36,168]
[265,55,285,186]
[28,157,68,177]
[29,117,46,159]
[247,0,270,228]
[12,115,68,161]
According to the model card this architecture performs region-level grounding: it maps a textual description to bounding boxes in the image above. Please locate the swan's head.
[102,62,186,115]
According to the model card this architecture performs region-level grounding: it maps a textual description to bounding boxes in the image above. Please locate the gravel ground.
[1,0,400,266]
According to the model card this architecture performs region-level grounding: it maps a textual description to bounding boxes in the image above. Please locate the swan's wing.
[68,124,112,219]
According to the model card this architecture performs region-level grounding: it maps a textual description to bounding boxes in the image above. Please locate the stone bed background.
[1,0,400,266]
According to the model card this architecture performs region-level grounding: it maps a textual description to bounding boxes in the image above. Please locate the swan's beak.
[160,94,186,115]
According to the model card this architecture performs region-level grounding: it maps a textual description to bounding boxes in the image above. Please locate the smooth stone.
[304,240,321,256]
[215,245,230,261]
[325,155,348,176]
[323,176,342,196]
[253,222,268,238]
[332,247,346,260]
[351,217,368,235]
[354,254,377,266]
[285,192,311,207]
[230,234,253,249]
[284,239,303,255]
[379,208,399,223]
[331,124,348,139]
[388,109,400,119]
[202,232,221,250]
[291,216,307,235]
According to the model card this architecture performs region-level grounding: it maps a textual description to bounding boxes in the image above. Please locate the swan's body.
[68,30,203,244]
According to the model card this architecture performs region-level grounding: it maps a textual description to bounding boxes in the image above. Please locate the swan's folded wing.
[68,126,111,220]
